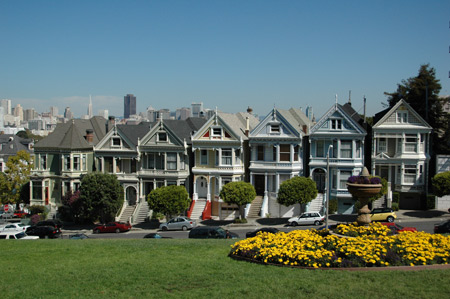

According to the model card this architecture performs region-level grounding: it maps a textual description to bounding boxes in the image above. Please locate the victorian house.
[30,117,107,216]
[308,103,366,214]
[190,111,259,220]
[371,99,432,209]
[248,108,312,218]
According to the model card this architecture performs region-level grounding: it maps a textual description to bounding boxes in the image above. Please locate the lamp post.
[325,145,333,229]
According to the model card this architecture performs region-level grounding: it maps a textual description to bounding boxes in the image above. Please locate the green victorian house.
[30,117,107,216]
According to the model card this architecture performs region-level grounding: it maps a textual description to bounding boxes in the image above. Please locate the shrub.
[328,199,338,214]
[392,192,400,203]
[391,202,399,211]
[29,205,45,215]
[432,171,450,197]
[234,218,248,224]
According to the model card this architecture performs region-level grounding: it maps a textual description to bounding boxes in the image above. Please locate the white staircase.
[133,201,149,224]
[247,196,263,218]
[308,193,324,212]
[119,205,135,223]
[190,199,206,220]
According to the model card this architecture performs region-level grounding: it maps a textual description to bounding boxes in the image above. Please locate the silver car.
[288,212,324,226]
[159,217,196,231]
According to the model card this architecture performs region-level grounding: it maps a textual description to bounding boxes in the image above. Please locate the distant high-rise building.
[0,107,4,128]
[98,109,109,119]
[50,106,59,117]
[191,102,203,117]
[64,107,73,119]
[124,94,136,119]
[305,106,314,121]
[158,109,171,120]
[24,108,36,121]
[176,107,191,120]
[88,96,93,118]
[1,99,12,115]
[146,106,156,122]
[14,104,23,121]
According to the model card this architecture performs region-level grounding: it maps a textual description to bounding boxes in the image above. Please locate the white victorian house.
[308,103,366,214]
[248,108,312,218]
[371,99,432,209]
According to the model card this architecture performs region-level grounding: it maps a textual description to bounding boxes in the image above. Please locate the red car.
[14,210,30,218]
[93,222,132,233]
[381,222,417,233]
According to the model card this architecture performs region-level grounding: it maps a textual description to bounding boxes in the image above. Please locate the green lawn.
[2,239,450,298]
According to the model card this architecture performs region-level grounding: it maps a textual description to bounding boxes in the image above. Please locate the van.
[188,226,238,239]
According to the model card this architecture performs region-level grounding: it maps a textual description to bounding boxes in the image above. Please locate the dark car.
[26,226,62,239]
[434,220,450,234]
[143,233,172,239]
[69,233,89,240]
[245,227,279,238]
[36,219,63,229]
[93,222,132,233]
[188,226,238,239]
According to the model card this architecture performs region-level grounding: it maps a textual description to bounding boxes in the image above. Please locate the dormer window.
[271,125,280,133]
[158,132,167,142]
[112,137,121,147]
[331,119,342,130]
[212,127,222,137]
[397,111,408,123]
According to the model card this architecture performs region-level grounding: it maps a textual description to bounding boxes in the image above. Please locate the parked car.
[188,226,239,239]
[93,222,132,233]
[26,226,62,239]
[288,212,324,226]
[14,210,30,218]
[370,208,396,222]
[36,219,63,229]
[381,222,417,233]
[0,232,39,240]
[143,233,172,239]
[69,233,89,240]
[434,220,450,234]
[0,210,14,219]
[0,223,30,233]
[245,227,279,238]
[159,216,196,231]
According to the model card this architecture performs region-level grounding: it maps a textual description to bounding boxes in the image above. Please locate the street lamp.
[325,145,333,229]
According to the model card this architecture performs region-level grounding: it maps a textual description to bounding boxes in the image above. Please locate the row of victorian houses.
[29,99,432,222]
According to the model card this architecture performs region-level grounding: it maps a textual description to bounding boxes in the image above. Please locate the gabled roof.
[116,122,152,146]
[34,116,107,150]
[310,103,366,135]
[164,118,207,144]
[250,108,312,138]
[372,99,432,129]
[0,134,32,160]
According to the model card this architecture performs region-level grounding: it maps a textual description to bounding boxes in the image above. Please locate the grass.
[2,239,450,298]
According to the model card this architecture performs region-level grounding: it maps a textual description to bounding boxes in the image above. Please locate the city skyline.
[1,1,449,118]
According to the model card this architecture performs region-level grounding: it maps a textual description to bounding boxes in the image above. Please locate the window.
[378,138,387,153]
[73,156,80,170]
[404,165,417,183]
[279,144,290,162]
[340,171,352,189]
[212,127,222,136]
[294,145,299,161]
[316,140,324,157]
[331,119,342,130]
[64,156,70,171]
[200,150,208,165]
[270,125,280,133]
[355,140,361,158]
[405,134,417,152]
[257,145,264,161]
[32,182,42,200]
[74,182,80,191]
[397,111,408,123]
[167,153,177,170]
[112,137,121,147]
[155,154,164,170]
[158,132,167,142]
[235,149,240,164]
[40,155,47,170]
[222,149,232,165]
[82,155,87,170]
[340,141,352,158]
[180,155,185,170]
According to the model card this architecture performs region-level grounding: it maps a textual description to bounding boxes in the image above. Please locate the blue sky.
[1,0,449,119]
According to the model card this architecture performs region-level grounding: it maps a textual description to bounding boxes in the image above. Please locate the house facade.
[308,103,366,214]
[248,108,312,218]
[190,111,259,220]
[372,99,432,209]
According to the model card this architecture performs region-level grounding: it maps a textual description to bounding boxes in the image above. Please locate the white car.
[0,223,30,233]
[288,212,324,226]
[0,232,39,240]
[159,217,197,231]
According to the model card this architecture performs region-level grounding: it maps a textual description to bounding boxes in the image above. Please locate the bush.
[151,211,165,221]
[432,171,450,197]
[392,192,400,203]
[329,199,338,214]
[234,218,248,224]
[29,205,45,215]
[391,202,399,211]
[426,194,436,210]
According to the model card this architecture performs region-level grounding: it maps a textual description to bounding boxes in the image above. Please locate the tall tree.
[277,176,318,211]
[219,181,256,220]
[384,64,450,154]
[78,173,124,223]
[0,150,33,205]
[147,185,191,220]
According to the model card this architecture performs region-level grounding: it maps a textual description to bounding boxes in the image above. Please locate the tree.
[0,150,33,205]
[384,64,450,154]
[219,181,256,220]
[147,185,191,219]
[78,173,124,223]
[277,176,318,211]
[432,171,450,197]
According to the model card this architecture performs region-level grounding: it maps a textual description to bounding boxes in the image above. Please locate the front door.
[254,175,265,196]
[313,170,325,193]
[197,177,208,198]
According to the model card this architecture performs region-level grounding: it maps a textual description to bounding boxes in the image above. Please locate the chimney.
[245,117,250,136]
[85,129,94,143]
[302,125,308,134]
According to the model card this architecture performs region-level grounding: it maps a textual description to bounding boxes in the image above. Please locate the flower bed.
[229,223,450,268]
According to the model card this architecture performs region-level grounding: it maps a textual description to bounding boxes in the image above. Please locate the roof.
[163,118,207,144]
[116,122,152,146]
[218,112,259,139]
[34,116,107,150]
[372,99,432,129]
[0,134,32,160]
[277,108,313,134]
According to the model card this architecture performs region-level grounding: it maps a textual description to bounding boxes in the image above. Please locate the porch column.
[193,176,198,201]
[275,174,280,193]
[101,157,105,173]
[290,144,294,162]
[113,158,117,174]
[275,145,280,162]
[206,176,211,202]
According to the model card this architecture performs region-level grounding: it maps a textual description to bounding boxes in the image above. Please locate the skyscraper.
[1,99,12,115]
[88,95,93,118]
[124,94,136,119]
[191,102,203,117]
